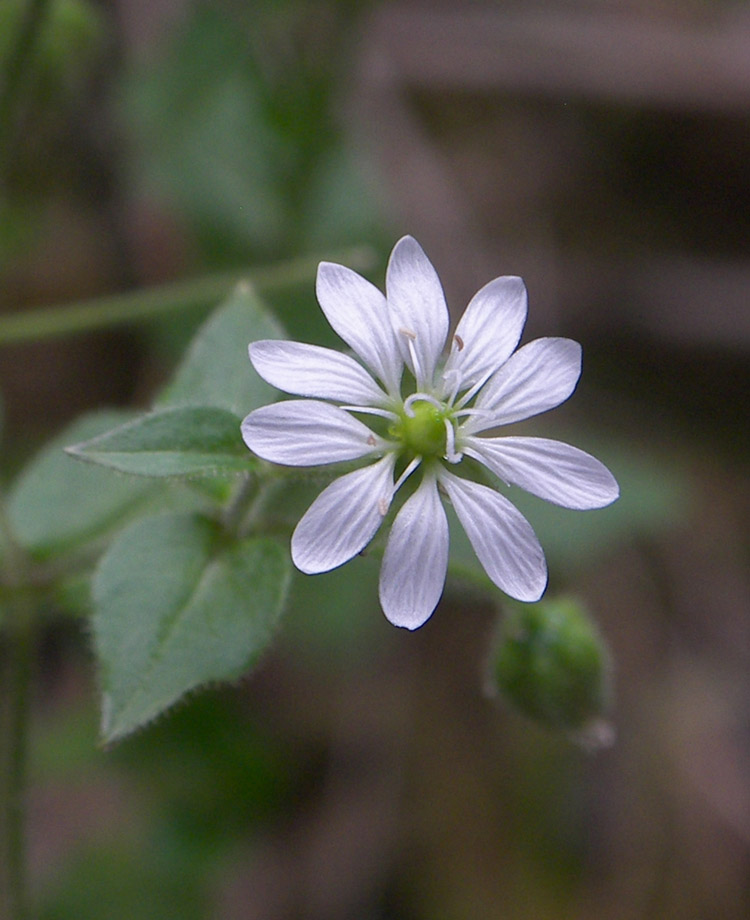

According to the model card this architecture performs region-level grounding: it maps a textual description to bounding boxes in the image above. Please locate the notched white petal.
[316,262,402,395]
[249,340,387,406]
[241,400,383,466]
[469,337,582,432]
[379,475,448,630]
[442,275,527,393]
[464,436,620,510]
[439,471,547,602]
[386,236,449,387]
[291,455,396,573]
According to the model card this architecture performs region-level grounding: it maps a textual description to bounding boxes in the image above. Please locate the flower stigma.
[391,398,452,462]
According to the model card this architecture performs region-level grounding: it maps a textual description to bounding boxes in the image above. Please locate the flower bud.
[492,596,613,740]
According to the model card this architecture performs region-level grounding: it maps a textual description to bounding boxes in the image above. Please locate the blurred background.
[1,0,749,918]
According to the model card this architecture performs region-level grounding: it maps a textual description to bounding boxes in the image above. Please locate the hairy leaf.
[158,283,285,415]
[67,406,252,477]
[93,512,290,743]
[8,411,156,555]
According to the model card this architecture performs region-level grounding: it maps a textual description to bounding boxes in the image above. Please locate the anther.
[399,327,416,341]
[454,334,465,351]
[378,497,389,516]
[367,434,377,446]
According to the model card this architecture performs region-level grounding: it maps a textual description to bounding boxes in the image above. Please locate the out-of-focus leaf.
[67,406,252,478]
[300,144,382,250]
[121,3,384,265]
[93,512,290,743]
[122,5,286,257]
[7,411,156,556]
[158,283,284,417]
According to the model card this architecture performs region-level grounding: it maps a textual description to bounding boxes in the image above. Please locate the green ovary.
[392,401,448,460]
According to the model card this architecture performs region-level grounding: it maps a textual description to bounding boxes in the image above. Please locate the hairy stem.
[221,474,260,537]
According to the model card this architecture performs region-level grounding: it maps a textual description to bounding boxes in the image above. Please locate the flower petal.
[385,236,449,388]
[379,474,449,630]
[316,262,402,395]
[249,340,388,406]
[442,275,527,394]
[439,471,547,602]
[291,455,396,573]
[241,400,383,466]
[468,338,582,432]
[464,436,620,509]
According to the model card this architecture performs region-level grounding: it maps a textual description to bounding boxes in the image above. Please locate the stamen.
[444,418,462,464]
[399,327,424,387]
[454,333,465,351]
[377,497,389,516]
[340,405,399,421]
[367,434,377,447]
[451,406,490,438]
[440,367,462,406]
[392,456,421,494]
[454,367,496,410]
[403,392,443,417]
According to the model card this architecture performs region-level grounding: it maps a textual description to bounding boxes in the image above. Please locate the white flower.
[242,236,619,629]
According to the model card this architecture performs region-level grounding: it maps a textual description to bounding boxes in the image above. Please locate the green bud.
[492,596,612,739]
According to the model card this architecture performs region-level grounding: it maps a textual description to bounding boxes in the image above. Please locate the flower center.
[393,400,448,460]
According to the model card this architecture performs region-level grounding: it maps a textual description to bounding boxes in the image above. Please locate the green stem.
[220,474,260,537]
[0,246,377,345]
[0,500,35,920]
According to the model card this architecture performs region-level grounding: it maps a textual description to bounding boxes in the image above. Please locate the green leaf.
[158,283,285,416]
[93,512,290,743]
[7,411,156,556]
[66,406,252,478]
[122,6,287,256]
